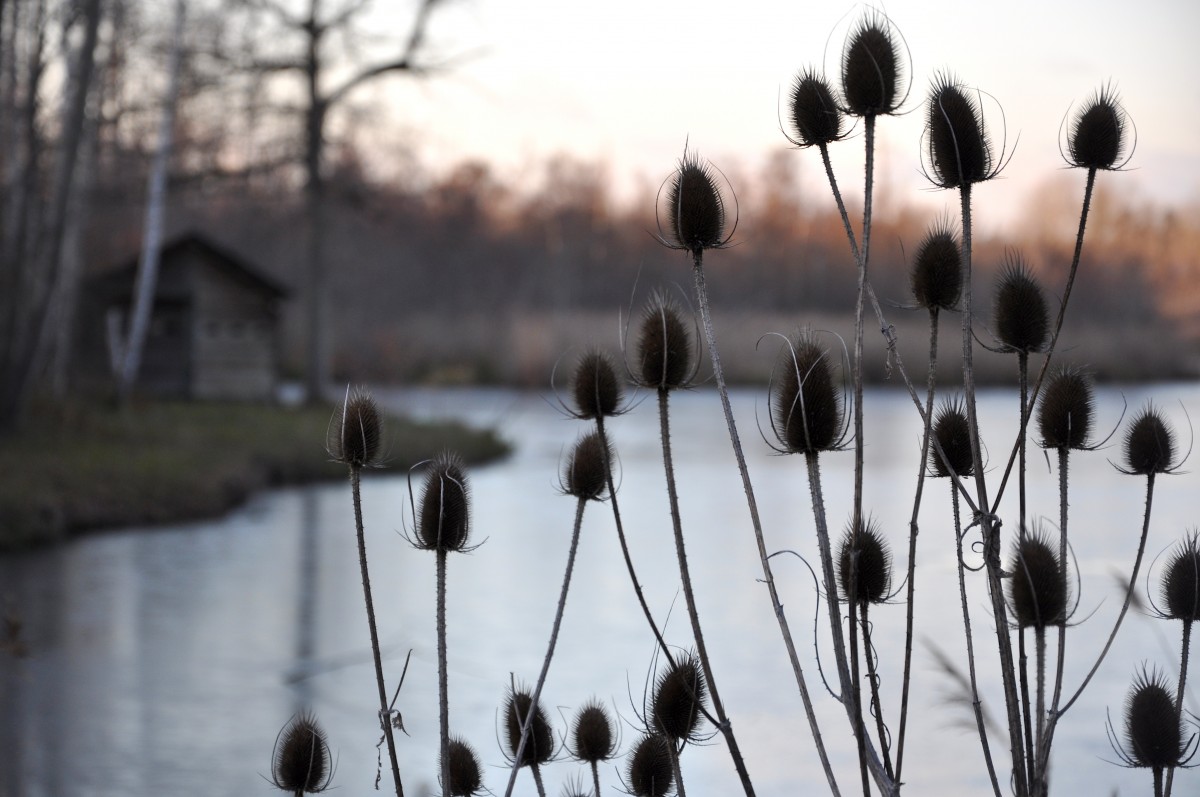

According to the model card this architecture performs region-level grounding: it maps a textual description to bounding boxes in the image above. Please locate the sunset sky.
[366,0,1200,233]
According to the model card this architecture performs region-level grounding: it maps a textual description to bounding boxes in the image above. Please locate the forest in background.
[2,0,1198,430]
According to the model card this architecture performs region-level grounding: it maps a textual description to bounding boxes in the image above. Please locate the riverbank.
[0,399,509,550]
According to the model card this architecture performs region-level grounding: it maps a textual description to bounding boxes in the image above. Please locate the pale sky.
[367,0,1200,232]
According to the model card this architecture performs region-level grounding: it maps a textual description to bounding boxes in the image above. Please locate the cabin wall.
[189,256,279,400]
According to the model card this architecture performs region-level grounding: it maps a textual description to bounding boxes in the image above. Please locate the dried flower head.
[770,330,844,454]
[909,221,962,311]
[993,254,1049,354]
[562,431,610,501]
[1119,667,1185,769]
[925,73,997,189]
[840,11,905,117]
[327,387,382,468]
[1122,404,1176,476]
[271,713,333,794]
[504,688,554,768]
[572,349,622,420]
[571,699,618,764]
[415,453,471,552]
[787,68,846,148]
[444,736,484,797]
[634,290,696,391]
[837,518,893,605]
[1067,84,1130,171]
[658,148,732,254]
[1037,367,1095,450]
[626,734,674,797]
[1007,528,1068,628]
[651,652,707,742]
[929,397,974,478]
[1161,531,1200,623]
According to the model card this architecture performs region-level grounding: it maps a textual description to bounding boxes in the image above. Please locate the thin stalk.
[861,603,894,780]
[669,740,688,797]
[849,566,872,797]
[530,764,547,797]
[1036,448,1071,792]
[1018,351,1029,541]
[691,250,847,797]
[502,498,588,797]
[590,760,602,797]
[1017,352,1036,793]
[1154,767,1164,797]
[1035,627,1047,783]
[1164,620,1192,797]
[895,307,938,782]
[1018,628,1035,791]
[657,389,756,796]
[436,549,449,797]
[851,113,876,588]
[952,483,1004,797]
[349,467,404,797]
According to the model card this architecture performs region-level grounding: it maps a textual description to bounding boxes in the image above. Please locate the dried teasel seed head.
[930,397,974,478]
[571,699,617,763]
[909,221,962,311]
[993,254,1049,354]
[563,431,610,502]
[788,68,845,148]
[571,349,622,420]
[1037,366,1095,450]
[1123,404,1176,476]
[636,291,695,391]
[1007,529,1068,628]
[1068,84,1129,171]
[663,149,728,253]
[271,712,333,794]
[1162,531,1200,622]
[840,12,904,117]
[1124,667,1184,769]
[925,73,994,189]
[626,734,674,797]
[771,330,842,454]
[416,452,471,552]
[444,736,484,797]
[651,652,707,742]
[327,387,382,468]
[837,518,893,605]
[504,688,554,768]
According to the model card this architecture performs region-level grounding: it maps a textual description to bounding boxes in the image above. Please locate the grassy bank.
[0,400,509,550]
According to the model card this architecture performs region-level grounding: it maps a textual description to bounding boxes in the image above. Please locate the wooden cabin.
[81,231,289,400]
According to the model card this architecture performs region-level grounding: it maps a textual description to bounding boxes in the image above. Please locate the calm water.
[2,384,1198,797]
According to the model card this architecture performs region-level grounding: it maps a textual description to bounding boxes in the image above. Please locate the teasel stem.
[861,602,894,781]
[1035,627,1047,775]
[1058,473,1157,715]
[590,760,602,797]
[690,250,846,797]
[668,740,688,797]
[1035,447,1071,792]
[1016,351,1037,794]
[1164,620,1192,797]
[502,498,587,797]
[437,548,450,797]
[657,389,756,796]
[895,306,939,782]
[1017,628,1035,791]
[530,763,547,797]
[959,183,1028,797]
[851,113,875,596]
[952,482,1004,797]
[847,556,872,797]
[349,466,404,797]
[1154,766,1164,797]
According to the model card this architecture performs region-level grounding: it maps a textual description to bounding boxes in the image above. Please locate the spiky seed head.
[1068,85,1128,170]
[636,292,694,391]
[930,397,974,478]
[664,150,727,253]
[772,331,842,454]
[1007,530,1068,628]
[327,387,382,468]
[1124,667,1184,769]
[572,349,622,420]
[651,652,707,741]
[444,737,483,797]
[571,700,617,763]
[563,432,610,501]
[1162,531,1200,622]
[416,453,471,552]
[910,222,962,311]
[1037,367,1095,450]
[271,713,333,794]
[994,255,1049,354]
[1123,405,1176,475]
[841,12,904,117]
[925,74,993,189]
[504,689,554,768]
[626,734,674,797]
[837,518,893,605]
[789,69,845,148]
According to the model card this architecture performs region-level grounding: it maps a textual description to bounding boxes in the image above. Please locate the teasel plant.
[1152,530,1200,795]
[326,387,404,797]
[641,650,709,797]
[270,712,335,796]
[406,452,474,797]
[1106,665,1196,797]
[567,699,619,797]
[624,733,675,797]
[503,685,555,797]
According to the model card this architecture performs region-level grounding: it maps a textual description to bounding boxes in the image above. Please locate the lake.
[2,383,1198,797]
